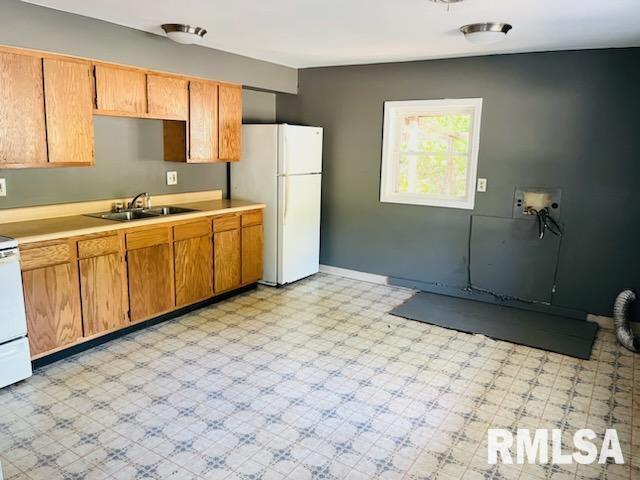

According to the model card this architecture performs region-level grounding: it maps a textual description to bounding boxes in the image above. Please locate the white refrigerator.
[231,124,323,285]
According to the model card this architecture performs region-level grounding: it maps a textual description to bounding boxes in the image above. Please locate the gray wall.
[277,49,640,316]
[0,0,281,209]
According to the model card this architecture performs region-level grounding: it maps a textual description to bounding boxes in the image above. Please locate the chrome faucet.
[128,192,150,210]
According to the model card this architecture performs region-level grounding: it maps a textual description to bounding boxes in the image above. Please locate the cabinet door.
[127,244,174,322]
[0,51,47,167]
[218,84,242,161]
[189,81,218,162]
[242,224,263,285]
[79,253,128,336]
[214,229,241,293]
[43,58,95,165]
[95,65,147,114]
[175,235,213,306]
[22,263,82,356]
[148,75,188,120]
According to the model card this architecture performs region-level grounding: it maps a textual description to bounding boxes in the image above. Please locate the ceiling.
[24,0,640,68]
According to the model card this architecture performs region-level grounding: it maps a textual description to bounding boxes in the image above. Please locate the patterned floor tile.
[0,274,636,479]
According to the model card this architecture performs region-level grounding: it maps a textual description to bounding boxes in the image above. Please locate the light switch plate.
[0,178,6,197]
[477,178,487,192]
[166,171,178,186]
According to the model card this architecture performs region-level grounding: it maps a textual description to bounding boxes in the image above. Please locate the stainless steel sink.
[86,206,196,222]
[89,210,157,221]
[142,206,195,216]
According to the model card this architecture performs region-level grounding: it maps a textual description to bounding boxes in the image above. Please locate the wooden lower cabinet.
[127,244,175,322]
[79,252,128,336]
[175,235,213,306]
[242,224,263,284]
[20,209,263,359]
[214,228,241,294]
[22,262,82,356]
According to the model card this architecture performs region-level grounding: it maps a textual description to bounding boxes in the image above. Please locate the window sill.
[379,193,475,210]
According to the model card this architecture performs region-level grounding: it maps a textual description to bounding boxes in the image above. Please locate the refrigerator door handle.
[282,134,288,175]
[284,176,290,222]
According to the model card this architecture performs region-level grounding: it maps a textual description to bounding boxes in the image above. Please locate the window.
[380,98,483,209]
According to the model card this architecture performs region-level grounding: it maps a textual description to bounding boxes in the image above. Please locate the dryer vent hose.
[613,289,640,353]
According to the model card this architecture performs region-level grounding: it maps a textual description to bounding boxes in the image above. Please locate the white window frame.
[380,98,483,210]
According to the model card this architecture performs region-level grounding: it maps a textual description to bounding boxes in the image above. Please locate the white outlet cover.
[166,171,178,186]
[477,178,487,192]
[0,178,6,197]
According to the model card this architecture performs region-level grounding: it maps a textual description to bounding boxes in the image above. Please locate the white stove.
[0,236,32,388]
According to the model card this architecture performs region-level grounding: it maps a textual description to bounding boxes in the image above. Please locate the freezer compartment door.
[278,125,323,175]
[0,249,28,343]
[277,174,321,284]
[0,337,32,389]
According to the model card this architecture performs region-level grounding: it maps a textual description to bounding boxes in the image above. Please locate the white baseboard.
[319,264,390,286]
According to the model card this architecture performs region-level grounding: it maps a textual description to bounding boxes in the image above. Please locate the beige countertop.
[0,198,265,244]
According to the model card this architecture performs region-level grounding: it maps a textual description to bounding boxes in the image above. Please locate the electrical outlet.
[477,178,487,192]
[166,171,178,186]
[0,178,6,197]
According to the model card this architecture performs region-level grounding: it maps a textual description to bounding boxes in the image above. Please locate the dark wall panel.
[470,216,561,303]
[277,49,640,316]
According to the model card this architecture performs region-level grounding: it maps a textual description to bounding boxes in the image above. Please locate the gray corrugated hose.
[613,289,639,352]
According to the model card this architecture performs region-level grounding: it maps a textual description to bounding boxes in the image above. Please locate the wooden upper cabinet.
[0,45,244,168]
[95,65,147,114]
[147,75,188,120]
[218,84,243,161]
[43,58,95,165]
[0,51,47,167]
[188,81,218,162]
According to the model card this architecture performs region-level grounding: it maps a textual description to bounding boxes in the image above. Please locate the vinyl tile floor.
[0,273,638,480]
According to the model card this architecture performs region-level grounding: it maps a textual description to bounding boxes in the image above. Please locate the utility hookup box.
[513,187,562,220]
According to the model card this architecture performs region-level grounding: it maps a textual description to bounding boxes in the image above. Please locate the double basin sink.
[87,206,196,222]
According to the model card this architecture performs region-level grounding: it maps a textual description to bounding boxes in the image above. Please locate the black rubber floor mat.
[390,292,598,359]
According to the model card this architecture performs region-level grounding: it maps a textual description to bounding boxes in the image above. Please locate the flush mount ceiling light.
[161,24,207,44]
[460,22,513,45]
[428,0,464,11]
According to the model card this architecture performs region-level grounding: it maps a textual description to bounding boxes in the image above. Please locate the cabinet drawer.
[78,235,120,258]
[241,210,263,227]
[126,227,171,250]
[213,215,240,233]
[20,243,71,271]
[174,219,211,242]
